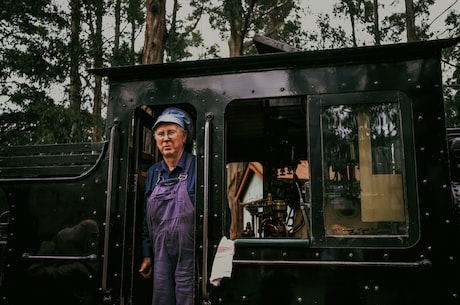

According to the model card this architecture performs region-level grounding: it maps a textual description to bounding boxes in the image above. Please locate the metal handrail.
[101,121,119,297]
[22,253,98,262]
[233,258,431,269]
[201,112,213,301]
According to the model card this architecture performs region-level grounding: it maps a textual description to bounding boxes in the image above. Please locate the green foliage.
[442,10,460,128]
[207,0,303,56]
[0,87,92,145]
[314,13,350,49]
[111,0,145,66]
[111,41,142,66]
[0,0,73,144]
[0,0,458,142]
[164,0,207,62]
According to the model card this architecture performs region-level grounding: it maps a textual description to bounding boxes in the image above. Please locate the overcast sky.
[183,0,460,58]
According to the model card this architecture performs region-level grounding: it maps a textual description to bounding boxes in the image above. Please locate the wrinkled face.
[154,123,187,159]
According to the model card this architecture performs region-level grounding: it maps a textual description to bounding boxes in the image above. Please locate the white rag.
[209,236,235,286]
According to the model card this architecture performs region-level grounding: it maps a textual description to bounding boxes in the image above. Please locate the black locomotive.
[0,36,459,305]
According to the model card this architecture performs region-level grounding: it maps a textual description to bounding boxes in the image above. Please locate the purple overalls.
[146,155,195,305]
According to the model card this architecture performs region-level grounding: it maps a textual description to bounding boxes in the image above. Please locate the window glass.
[225,98,410,242]
[321,103,408,236]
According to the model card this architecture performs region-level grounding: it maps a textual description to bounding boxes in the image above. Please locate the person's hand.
[139,257,153,279]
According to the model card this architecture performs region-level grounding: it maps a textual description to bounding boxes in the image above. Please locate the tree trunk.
[344,0,358,47]
[142,0,167,64]
[92,0,104,142]
[373,0,380,45]
[405,0,417,42]
[228,28,244,57]
[227,0,255,57]
[129,0,136,61]
[69,0,82,142]
[114,0,121,52]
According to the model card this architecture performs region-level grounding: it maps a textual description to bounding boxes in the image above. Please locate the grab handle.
[201,112,213,301]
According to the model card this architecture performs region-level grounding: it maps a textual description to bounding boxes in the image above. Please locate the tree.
[127,0,145,63]
[372,0,381,45]
[380,0,434,43]
[69,0,84,142]
[405,0,417,41]
[84,0,106,141]
[208,0,302,57]
[443,10,460,127]
[112,0,144,66]
[1,0,458,144]
[142,0,167,64]
[333,0,366,47]
[165,0,206,62]
[0,0,71,144]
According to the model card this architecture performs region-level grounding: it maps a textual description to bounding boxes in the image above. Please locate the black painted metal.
[0,37,459,305]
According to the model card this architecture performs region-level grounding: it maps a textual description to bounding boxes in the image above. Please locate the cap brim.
[153,114,185,130]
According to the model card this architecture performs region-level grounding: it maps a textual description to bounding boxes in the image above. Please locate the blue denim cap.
[153,113,185,129]
[153,107,194,143]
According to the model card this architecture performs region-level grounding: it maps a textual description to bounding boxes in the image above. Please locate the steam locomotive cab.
[0,37,459,305]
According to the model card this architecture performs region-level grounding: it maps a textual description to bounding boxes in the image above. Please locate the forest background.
[0,0,459,145]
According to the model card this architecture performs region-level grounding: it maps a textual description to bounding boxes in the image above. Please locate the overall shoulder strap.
[184,153,195,172]
[178,153,194,181]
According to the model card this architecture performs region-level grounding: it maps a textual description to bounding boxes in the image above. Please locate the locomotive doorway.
[127,104,198,305]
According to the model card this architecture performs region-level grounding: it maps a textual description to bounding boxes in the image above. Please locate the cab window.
[225,93,418,247]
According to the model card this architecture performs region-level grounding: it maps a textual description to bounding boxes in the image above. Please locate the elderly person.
[139,107,196,305]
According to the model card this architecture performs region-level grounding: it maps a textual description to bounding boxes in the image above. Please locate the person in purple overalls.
[139,107,196,305]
